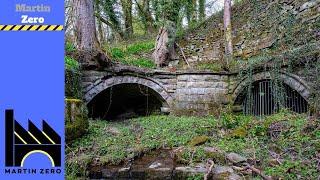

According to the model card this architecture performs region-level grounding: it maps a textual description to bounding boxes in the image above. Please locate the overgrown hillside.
[102,0,319,72]
[177,0,319,71]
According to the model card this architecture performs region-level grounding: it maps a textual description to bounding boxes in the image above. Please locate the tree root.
[204,159,214,180]
[233,163,272,180]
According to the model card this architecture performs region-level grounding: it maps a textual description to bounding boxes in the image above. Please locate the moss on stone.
[188,135,209,147]
[66,116,89,143]
[229,127,247,138]
[65,99,89,143]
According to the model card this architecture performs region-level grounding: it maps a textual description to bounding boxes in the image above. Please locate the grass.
[126,41,154,55]
[65,41,76,53]
[118,57,155,68]
[107,40,156,68]
[65,41,80,71]
[65,56,79,71]
[196,62,223,71]
[66,112,320,179]
[66,115,216,163]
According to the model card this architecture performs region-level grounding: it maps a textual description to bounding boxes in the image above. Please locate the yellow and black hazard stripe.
[0,25,63,31]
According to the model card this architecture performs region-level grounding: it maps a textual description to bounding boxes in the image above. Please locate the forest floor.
[66,112,320,179]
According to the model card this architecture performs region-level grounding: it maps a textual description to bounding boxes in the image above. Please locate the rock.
[117,167,131,179]
[204,147,226,163]
[160,107,170,114]
[228,173,242,180]
[299,1,318,12]
[212,166,234,174]
[188,135,209,146]
[146,168,172,180]
[232,105,242,112]
[175,166,207,173]
[168,60,179,67]
[174,166,207,179]
[105,126,120,135]
[149,161,162,169]
[204,146,222,153]
[226,153,247,164]
[212,166,237,179]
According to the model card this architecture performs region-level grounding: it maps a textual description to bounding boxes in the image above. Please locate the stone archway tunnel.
[82,68,314,119]
[232,71,311,116]
[88,83,168,120]
[84,74,173,120]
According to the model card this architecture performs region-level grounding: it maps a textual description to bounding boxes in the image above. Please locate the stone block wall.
[82,66,317,116]
[178,0,319,66]
[81,69,232,116]
[170,74,230,116]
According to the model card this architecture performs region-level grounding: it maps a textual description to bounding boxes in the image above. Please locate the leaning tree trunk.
[223,0,233,69]
[74,0,108,69]
[152,21,177,67]
[121,0,134,38]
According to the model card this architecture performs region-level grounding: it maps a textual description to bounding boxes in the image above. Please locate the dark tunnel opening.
[235,80,309,116]
[88,83,166,120]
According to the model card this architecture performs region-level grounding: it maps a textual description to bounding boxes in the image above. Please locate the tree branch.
[94,13,124,38]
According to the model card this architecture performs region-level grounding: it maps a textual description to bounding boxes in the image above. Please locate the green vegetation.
[65,42,76,53]
[196,62,223,72]
[66,115,215,163]
[118,57,156,68]
[65,56,79,71]
[107,40,156,68]
[66,112,319,179]
[65,41,79,71]
[64,41,89,145]
[65,99,89,142]
[126,41,154,55]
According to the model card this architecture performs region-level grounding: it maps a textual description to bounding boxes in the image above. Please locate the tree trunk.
[104,0,124,39]
[74,0,109,69]
[186,0,197,27]
[136,0,155,34]
[151,0,161,25]
[97,18,105,45]
[95,0,106,45]
[95,13,125,39]
[121,0,133,38]
[152,0,181,67]
[153,27,169,67]
[152,21,177,67]
[223,0,233,69]
[143,0,155,33]
[198,0,205,21]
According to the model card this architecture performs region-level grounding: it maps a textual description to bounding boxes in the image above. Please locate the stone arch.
[85,75,173,106]
[232,71,311,105]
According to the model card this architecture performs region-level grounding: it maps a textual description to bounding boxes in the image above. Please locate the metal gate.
[242,80,308,116]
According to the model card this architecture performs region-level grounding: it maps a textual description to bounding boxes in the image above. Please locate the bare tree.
[223,0,233,69]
